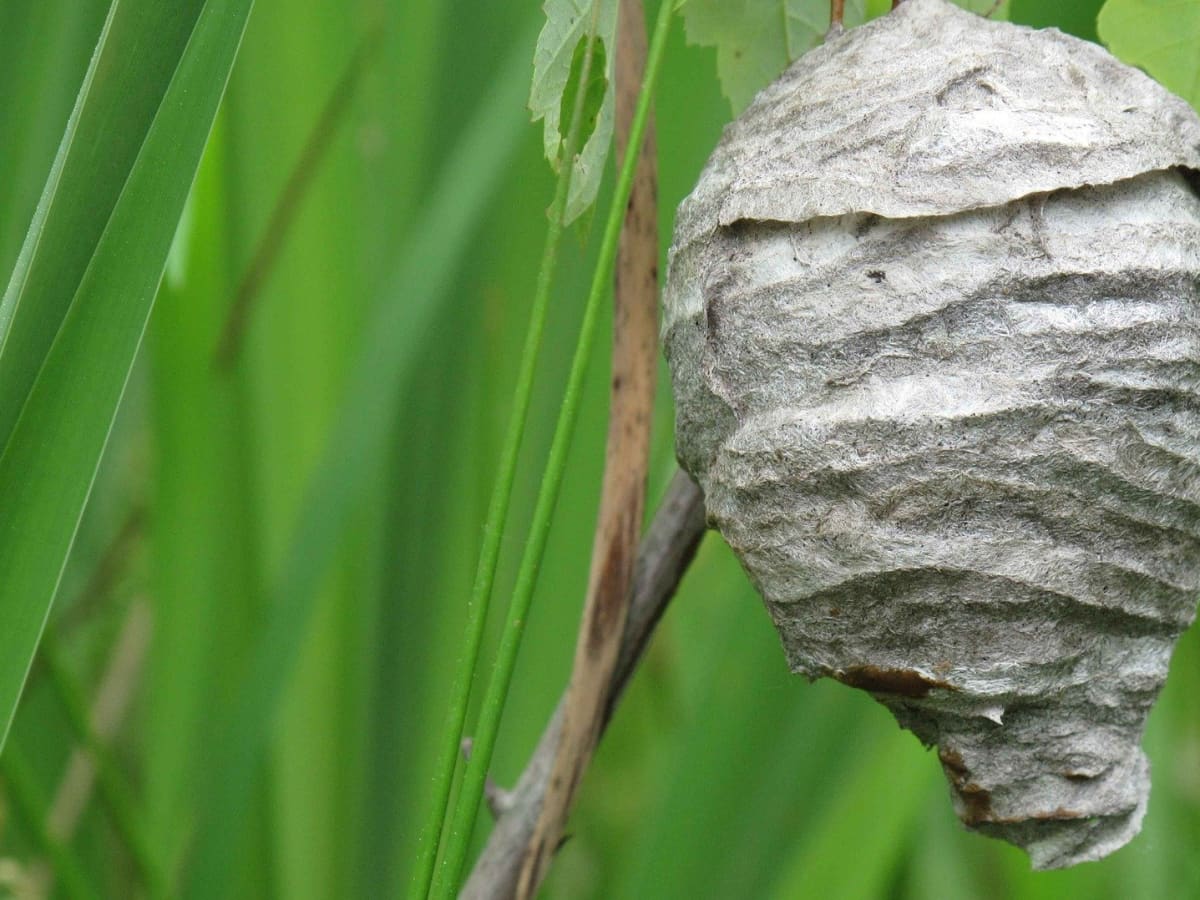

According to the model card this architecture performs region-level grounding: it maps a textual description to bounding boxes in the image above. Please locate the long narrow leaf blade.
[179,31,533,898]
[0,0,254,751]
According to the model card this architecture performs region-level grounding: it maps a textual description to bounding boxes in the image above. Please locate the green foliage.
[685,0,1013,113]
[179,32,535,900]
[1011,0,1104,41]
[1,1,1199,898]
[682,0,866,112]
[560,36,610,161]
[0,0,252,752]
[408,16,594,900]
[531,0,619,223]
[1098,0,1200,108]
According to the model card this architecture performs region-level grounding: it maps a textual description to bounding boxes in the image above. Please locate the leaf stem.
[406,13,602,900]
[0,744,99,900]
[432,0,676,893]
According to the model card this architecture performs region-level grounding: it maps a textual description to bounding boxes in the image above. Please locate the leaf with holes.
[530,0,618,223]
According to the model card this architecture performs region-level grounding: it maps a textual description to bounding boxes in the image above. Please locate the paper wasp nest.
[664,0,1200,869]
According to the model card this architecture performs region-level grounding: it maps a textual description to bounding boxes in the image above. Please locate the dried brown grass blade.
[514,1,659,893]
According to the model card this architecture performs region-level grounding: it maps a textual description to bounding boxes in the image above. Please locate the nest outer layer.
[664,0,1200,869]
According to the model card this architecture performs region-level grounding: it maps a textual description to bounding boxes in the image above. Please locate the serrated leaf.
[682,0,866,113]
[1098,0,1200,110]
[686,0,1010,114]
[529,0,618,224]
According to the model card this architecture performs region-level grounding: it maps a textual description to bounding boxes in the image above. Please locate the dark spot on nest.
[939,747,994,824]
[867,269,886,283]
[975,806,1086,826]
[853,214,880,238]
[833,664,955,698]
[957,784,994,824]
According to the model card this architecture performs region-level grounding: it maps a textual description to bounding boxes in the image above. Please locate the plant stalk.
[407,13,602,900]
[432,0,676,893]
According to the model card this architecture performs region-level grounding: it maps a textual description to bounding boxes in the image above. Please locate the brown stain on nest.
[940,747,1085,826]
[833,664,956,698]
[974,806,1087,826]
[939,746,993,824]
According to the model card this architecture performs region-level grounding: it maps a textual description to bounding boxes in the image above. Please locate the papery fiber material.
[663,0,1200,869]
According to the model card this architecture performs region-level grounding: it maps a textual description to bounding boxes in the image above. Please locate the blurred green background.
[1,0,1198,897]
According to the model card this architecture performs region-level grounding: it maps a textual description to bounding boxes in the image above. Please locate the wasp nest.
[664,0,1200,869]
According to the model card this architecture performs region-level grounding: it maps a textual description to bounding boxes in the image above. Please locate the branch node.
[485,778,516,819]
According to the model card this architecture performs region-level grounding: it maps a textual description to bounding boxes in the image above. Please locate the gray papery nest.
[664,0,1200,869]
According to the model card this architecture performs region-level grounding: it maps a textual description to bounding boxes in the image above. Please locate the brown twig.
[48,601,152,838]
[831,0,845,26]
[29,601,153,896]
[213,24,384,369]
[462,470,706,900]
[50,503,145,637]
[513,1,660,895]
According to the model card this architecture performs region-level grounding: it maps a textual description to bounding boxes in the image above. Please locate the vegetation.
[0,0,1197,897]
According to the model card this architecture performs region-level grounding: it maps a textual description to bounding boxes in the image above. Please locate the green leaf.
[0,1,109,281]
[177,31,534,898]
[0,0,253,751]
[687,0,1014,114]
[1097,0,1200,110]
[1010,0,1103,42]
[559,34,610,163]
[530,0,618,223]
[682,0,866,113]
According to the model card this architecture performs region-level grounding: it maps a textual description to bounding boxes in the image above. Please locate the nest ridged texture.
[664,0,1200,869]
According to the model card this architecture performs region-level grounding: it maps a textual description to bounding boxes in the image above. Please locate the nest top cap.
[673,0,1200,250]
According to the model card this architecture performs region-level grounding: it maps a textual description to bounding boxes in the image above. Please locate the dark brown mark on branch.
[587,530,634,658]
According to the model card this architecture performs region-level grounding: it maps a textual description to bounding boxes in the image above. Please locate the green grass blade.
[433,2,677,892]
[406,14,601,900]
[177,35,532,899]
[0,0,254,752]
[0,0,109,280]
[0,0,213,432]
[143,111,255,879]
